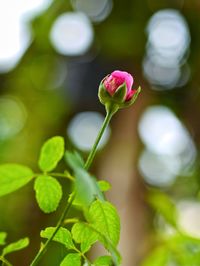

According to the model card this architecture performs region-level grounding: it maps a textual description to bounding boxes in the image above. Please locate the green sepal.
[112,82,127,103]
[98,81,112,105]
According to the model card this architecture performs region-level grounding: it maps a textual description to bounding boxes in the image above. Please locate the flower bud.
[98,70,141,112]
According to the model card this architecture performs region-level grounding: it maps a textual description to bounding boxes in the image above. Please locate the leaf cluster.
[0,136,121,265]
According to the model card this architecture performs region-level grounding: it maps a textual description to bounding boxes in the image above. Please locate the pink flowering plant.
[0,71,140,266]
[99,70,141,112]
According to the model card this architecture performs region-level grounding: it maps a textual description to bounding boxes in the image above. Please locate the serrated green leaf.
[75,168,104,207]
[39,136,64,172]
[0,232,7,245]
[66,151,104,207]
[60,253,81,266]
[2,237,29,256]
[88,199,120,246]
[65,151,84,170]
[98,181,111,192]
[80,242,90,255]
[0,164,33,197]
[94,255,113,266]
[66,151,85,168]
[141,247,170,266]
[72,222,98,253]
[34,175,62,213]
[40,227,75,249]
[71,222,121,266]
[84,200,121,265]
[71,222,121,265]
[148,191,177,227]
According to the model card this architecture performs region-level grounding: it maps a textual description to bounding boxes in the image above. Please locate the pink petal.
[111,70,134,92]
[126,89,136,101]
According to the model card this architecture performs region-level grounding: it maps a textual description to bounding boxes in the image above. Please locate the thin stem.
[63,218,79,224]
[30,194,75,266]
[50,172,74,181]
[0,257,12,266]
[84,110,113,170]
[34,172,74,182]
[30,109,114,266]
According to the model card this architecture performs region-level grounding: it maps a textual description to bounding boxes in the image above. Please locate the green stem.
[84,110,114,170]
[50,172,74,181]
[34,172,74,181]
[63,218,79,224]
[30,108,115,266]
[0,257,12,266]
[30,194,75,266]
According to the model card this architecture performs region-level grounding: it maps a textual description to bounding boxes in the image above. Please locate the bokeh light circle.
[71,0,113,22]
[67,111,110,152]
[144,9,191,89]
[50,12,94,56]
[0,0,53,72]
[138,105,193,156]
[138,105,196,186]
[178,200,200,238]
[0,19,31,73]
[0,96,27,140]
[138,150,180,187]
[147,9,190,63]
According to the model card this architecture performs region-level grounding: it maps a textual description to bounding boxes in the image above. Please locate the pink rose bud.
[103,70,135,101]
[98,70,141,113]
